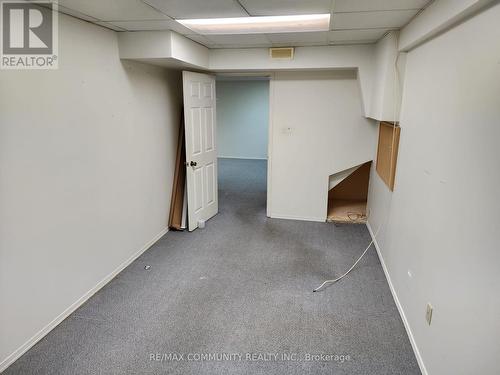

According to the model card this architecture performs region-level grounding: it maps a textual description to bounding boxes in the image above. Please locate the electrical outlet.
[426,303,433,325]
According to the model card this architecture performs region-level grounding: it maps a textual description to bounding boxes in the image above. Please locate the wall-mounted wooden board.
[376,122,400,191]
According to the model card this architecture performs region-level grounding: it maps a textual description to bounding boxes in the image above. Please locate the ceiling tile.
[211,44,271,49]
[267,32,328,45]
[330,40,375,45]
[207,34,271,47]
[270,41,327,47]
[161,20,195,34]
[59,0,170,21]
[94,21,127,32]
[109,20,193,33]
[108,20,170,31]
[238,0,332,16]
[142,0,247,19]
[334,0,430,12]
[328,29,388,42]
[332,10,419,30]
[185,34,216,48]
[56,4,99,22]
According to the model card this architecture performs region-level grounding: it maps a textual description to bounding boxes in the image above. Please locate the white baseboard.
[269,213,325,223]
[366,222,428,375]
[218,156,267,160]
[0,227,168,373]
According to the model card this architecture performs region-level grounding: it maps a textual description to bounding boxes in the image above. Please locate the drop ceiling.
[51,0,433,48]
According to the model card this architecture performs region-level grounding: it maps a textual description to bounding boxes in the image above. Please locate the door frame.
[214,73,274,217]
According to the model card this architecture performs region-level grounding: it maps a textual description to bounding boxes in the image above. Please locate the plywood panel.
[327,161,371,224]
[329,161,372,201]
[327,199,367,224]
[376,121,400,191]
[169,114,186,230]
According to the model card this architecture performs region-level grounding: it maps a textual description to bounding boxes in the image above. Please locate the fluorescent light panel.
[177,14,330,35]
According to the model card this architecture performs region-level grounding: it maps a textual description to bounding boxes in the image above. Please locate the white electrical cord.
[312,223,382,292]
[313,33,403,293]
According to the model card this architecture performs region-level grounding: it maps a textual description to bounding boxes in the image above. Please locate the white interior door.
[182,71,218,231]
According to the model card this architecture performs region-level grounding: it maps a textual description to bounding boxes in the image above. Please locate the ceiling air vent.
[270,47,294,60]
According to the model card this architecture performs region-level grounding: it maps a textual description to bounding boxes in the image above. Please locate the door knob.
[190,161,197,167]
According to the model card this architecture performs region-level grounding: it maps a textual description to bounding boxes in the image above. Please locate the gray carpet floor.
[5,158,420,375]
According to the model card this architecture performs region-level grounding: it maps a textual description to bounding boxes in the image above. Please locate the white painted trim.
[218,156,267,160]
[0,227,169,373]
[266,73,275,218]
[270,214,325,223]
[366,222,428,375]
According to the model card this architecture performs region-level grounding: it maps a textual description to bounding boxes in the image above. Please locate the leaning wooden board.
[168,112,186,230]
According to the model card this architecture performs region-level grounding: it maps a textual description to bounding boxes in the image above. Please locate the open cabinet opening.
[327,161,372,224]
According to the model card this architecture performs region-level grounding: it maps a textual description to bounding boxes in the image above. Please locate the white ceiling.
[52,0,433,48]
[238,0,334,16]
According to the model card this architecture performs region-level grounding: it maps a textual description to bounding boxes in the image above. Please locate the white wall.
[369,31,407,122]
[269,71,377,221]
[0,15,181,370]
[117,34,378,118]
[216,80,269,159]
[118,30,209,70]
[367,3,500,374]
[209,45,376,117]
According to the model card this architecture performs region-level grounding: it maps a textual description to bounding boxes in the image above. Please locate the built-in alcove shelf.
[327,161,372,224]
[327,199,367,224]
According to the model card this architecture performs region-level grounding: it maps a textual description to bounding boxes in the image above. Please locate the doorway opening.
[215,76,270,217]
